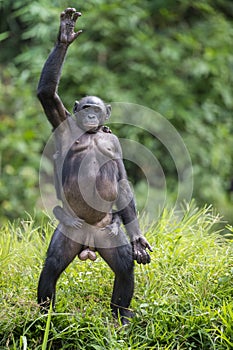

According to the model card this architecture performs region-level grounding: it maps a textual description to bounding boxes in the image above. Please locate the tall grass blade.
[41,302,53,350]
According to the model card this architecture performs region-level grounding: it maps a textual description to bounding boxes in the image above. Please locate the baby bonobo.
[37,7,152,325]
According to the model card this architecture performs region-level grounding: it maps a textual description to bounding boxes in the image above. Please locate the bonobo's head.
[73,96,111,133]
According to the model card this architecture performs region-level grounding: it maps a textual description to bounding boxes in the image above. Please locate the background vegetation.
[0,0,233,223]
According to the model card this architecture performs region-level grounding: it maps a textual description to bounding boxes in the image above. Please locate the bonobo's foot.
[132,236,153,264]
[121,310,135,326]
[112,307,135,326]
[59,8,82,45]
[38,298,54,313]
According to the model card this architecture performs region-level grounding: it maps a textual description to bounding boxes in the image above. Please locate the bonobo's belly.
[62,151,118,225]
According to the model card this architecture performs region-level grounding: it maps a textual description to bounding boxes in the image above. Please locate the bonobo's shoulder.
[100,128,119,142]
[98,128,122,156]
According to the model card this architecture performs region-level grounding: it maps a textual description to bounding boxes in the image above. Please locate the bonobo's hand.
[101,222,119,236]
[65,216,84,229]
[132,236,153,265]
[58,8,82,45]
[53,206,84,229]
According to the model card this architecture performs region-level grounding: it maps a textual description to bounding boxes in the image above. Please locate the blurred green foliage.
[0,0,232,223]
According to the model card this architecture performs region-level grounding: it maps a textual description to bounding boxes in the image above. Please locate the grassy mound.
[1,204,233,349]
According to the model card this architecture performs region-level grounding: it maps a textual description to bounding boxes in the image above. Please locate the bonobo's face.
[73,96,111,133]
[76,104,105,132]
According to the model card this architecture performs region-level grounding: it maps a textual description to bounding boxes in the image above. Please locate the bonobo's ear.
[73,100,80,113]
[105,104,112,120]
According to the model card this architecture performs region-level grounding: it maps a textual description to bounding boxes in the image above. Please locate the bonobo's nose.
[88,114,96,119]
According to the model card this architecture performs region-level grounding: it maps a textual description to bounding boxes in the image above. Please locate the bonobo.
[37,7,152,325]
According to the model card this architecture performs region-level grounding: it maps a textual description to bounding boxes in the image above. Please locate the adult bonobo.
[37,7,152,324]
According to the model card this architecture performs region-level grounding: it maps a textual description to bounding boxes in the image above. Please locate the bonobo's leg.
[38,227,82,308]
[98,242,134,325]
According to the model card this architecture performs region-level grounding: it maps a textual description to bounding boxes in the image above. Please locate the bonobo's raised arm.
[37,8,82,128]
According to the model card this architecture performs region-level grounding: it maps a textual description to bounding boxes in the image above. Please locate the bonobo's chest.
[61,131,119,207]
[69,132,116,159]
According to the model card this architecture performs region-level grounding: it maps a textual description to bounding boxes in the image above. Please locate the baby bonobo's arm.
[53,205,84,229]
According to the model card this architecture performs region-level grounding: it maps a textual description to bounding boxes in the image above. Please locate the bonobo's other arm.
[116,158,153,264]
[37,8,82,128]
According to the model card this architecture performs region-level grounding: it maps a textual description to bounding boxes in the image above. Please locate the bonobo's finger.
[73,30,83,40]
[141,252,148,265]
[140,252,148,265]
[73,12,82,21]
[134,250,143,264]
[143,251,151,264]
[136,253,142,264]
[101,225,110,232]
[73,222,82,229]
[73,218,84,228]
[60,11,65,20]
[140,237,153,252]
[65,8,76,17]
[146,242,153,252]
[77,218,84,223]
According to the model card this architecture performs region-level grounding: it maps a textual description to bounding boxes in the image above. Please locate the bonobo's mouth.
[85,124,98,128]
[84,124,99,132]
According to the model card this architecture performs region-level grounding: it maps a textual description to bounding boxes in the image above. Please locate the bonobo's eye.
[81,104,102,114]
[93,106,102,113]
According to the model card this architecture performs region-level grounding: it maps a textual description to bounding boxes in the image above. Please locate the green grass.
[1,204,233,349]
